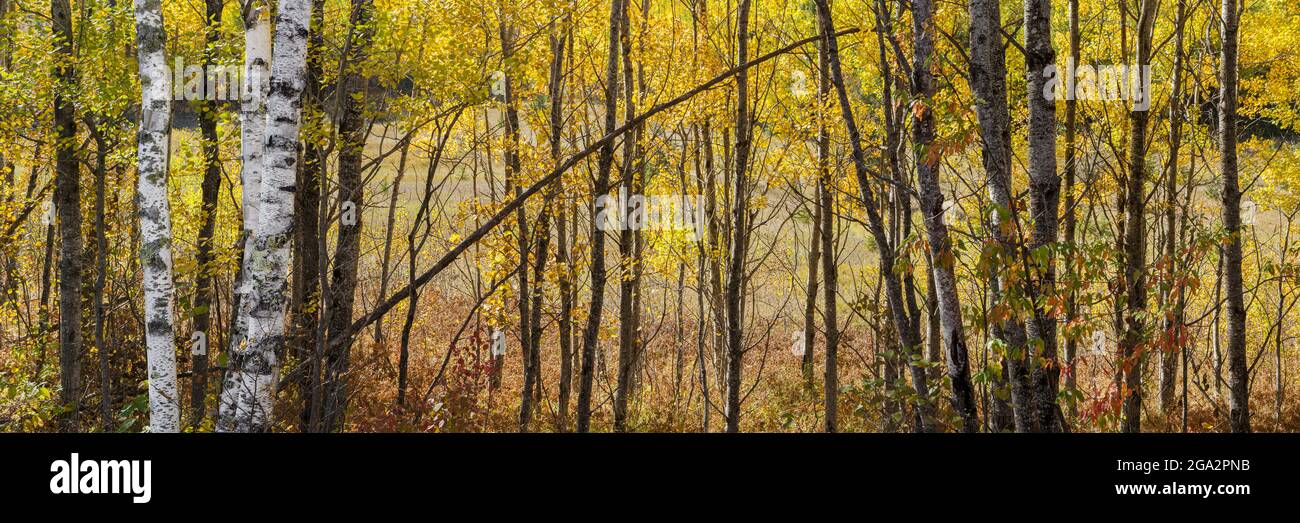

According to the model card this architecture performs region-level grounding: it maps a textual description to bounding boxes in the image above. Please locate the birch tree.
[229,3,272,366]
[133,0,180,433]
[219,0,314,432]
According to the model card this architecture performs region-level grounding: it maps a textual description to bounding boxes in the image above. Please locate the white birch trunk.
[218,0,312,432]
[229,5,272,350]
[133,0,180,433]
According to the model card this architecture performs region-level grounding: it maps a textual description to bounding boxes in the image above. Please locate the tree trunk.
[88,121,111,431]
[907,0,971,432]
[229,4,272,369]
[614,1,644,432]
[1220,0,1251,433]
[803,183,821,384]
[322,0,377,431]
[969,0,1031,431]
[722,0,753,433]
[1024,0,1064,432]
[218,0,314,432]
[51,0,83,431]
[553,20,574,432]
[190,0,226,428]
[1062,0,1081,419]
[1160,0,1188,417]
[1120,0,1155,434]
[817,31,838,431]
[290,0,326,432]
[814,0,934,432]
[576,0,625,433]
[542,9,570,431]
[134,0,180,432]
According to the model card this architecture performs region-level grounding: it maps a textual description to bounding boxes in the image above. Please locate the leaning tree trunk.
[906,0,971,431]
[134,0,180,433]
[885,0,981,433]
[218,0,314,432]
[814,0,934,432]
[1220,0,1251,433]
[1024,0,1064,432]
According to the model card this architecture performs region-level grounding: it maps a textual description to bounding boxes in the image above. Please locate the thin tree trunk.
[1120,0,1155,434]
[907,0,969,432]
[1274,217,1291,425]
[289,0,326,432]
[814,0,934,432]
[817,30,838,431]
[322,0,377,429]
[554,20,574,431]
[803,183,821,384]
[576,0,625,433]
[969,0,1028,432]
[1220,0,1251,433]
[374,139,411,346]
[191,0,226,428]
[614,0,644,432]
[529,9,570,432]
[722,0,753,434]
[88,122,111,431]
[1160,0,1188,416]
[1062,0,1081,419]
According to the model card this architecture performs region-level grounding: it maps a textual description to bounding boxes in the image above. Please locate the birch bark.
[219,0,313,432]
[134,0,180,432]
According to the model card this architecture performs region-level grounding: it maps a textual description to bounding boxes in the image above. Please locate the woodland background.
[0,0,1298,433]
